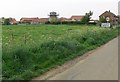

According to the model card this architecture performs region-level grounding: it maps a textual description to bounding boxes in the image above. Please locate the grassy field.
[2,24,119,80]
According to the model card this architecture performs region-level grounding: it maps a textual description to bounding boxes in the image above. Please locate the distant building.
[70,15,84,21]
[99,10,118,25]
[48,12,59,23]
[20,17,40,24]
[59,16,84,22]
[39,18,49,24]
[59,17,70,22]
[9,18,18,25]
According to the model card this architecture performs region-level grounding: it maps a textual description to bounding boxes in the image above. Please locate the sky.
[0,0,119,21]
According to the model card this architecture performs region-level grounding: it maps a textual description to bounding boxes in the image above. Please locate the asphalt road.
[48,37,118,80]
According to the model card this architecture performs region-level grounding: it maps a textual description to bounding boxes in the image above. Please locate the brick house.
[59,17,72,22]
[39,18,49,24]
[20,17,40,24]
[99,10,118,25]
[59,16,84,22]
[9,18,18,25]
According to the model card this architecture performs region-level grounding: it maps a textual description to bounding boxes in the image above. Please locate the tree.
[49,17,58,24]
[81,11,93,23]
[4,18,10,25]
[99,16,107,23]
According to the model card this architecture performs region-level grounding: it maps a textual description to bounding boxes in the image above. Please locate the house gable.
[99,10,118,25]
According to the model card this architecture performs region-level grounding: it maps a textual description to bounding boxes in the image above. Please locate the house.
[9,18,18,25]
[59,16,85,22]
[59,17,67,22]
[99,10,118,25]
[39,18,49,24]
[59,17,72,22]
[70,15,84,21]
[20,17,40,24]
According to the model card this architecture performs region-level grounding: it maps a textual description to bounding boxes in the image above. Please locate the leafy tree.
[49,17,58,24]
[4,18,10,25]
[99,16,107,23]
[81,11,93,23]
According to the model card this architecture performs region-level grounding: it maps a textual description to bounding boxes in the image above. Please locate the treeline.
[45,21,97,25]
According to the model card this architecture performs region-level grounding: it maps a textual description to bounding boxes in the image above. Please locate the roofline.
[99,11,117,17]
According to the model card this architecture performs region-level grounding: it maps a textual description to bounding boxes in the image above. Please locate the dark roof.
[49,11,59,16]
[99,11,117,17]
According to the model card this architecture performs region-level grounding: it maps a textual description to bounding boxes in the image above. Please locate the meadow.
[2,24,119,80]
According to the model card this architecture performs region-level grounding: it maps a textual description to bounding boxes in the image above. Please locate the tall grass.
[2,25,119,80]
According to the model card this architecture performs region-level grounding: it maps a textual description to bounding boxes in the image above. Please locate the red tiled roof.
[20,17,40,22]
[70,16,84,20]
[39,18,49,23]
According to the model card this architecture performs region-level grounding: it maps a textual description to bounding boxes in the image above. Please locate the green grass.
[2,24,119,80]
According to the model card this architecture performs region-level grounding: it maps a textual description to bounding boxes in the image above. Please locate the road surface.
[48,37,118,80]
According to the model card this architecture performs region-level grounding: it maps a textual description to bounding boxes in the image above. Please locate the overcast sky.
[0,0,119,21]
